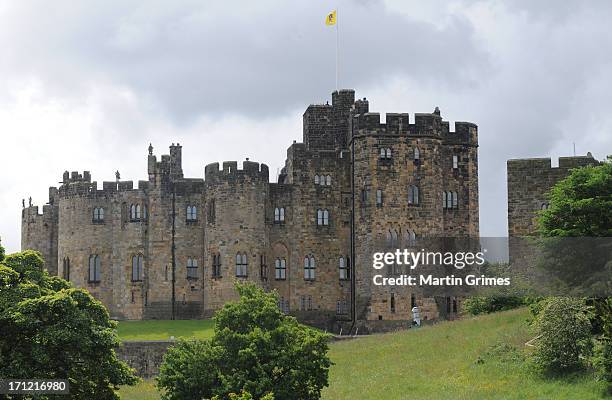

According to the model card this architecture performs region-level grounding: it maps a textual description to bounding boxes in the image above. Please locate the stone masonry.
[21,89,479,329]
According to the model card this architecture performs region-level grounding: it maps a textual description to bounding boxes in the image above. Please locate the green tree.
[157,283,331,400]
[0,247,138,399]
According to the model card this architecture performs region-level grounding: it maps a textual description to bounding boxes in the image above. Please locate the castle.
[21,89,479,329]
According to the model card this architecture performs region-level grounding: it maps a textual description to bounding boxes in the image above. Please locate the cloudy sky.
[1,0,611,253]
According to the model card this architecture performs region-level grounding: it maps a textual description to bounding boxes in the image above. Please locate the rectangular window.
[187,258,198,279]
[275,258,286,280]
[453,155,458,169]
[260,255,268,280]
[376,189,383,207]
[236,254,248,277]
[212,254,222,278]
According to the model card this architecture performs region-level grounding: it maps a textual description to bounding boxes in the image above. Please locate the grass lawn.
[117,309,607,399]
[116,319,215,341]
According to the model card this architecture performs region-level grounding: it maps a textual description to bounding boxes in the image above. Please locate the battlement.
[507,153,598,172]
[205,160,269,183]
[62,170,91,184]
[57,179,147,198]
[351,110,477,144]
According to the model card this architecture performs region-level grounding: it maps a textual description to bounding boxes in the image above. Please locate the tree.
[0,247,138,399]
[157,283,332,400]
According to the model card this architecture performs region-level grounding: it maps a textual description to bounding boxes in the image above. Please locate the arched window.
[323,209,329,225]
[88,254,101,283]
[62,257,70,281]
[304,256,315,280]
[131,254,143,282]
[93,207,104,222]
[380,148,386,158]
[314,175,320,185]
[408,185,419,205]
[130,204,136,220]
[317,209,323,225]
[186,205,197,221]
[326,175,332,186]
[339,256,350,280]
[187,257,198,279]
[274,207,285,222]
[275,258,287,280]
[414,147,420,160]
[135,204,141,219]
[386,148,392,159]
[452,191,458,209]
[236,253,248,277]
[442,191,447,209]
[391,230,399,248]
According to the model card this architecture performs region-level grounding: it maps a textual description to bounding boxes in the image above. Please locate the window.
[304,255,315,280]
[187,257,198,279]
[443,191,458,209]
[380,147,392,159]
[186,205,197,221]
[411,293,416,309]
[376,189,383,207]
[390,292,396,313]
[88,254,101,283]
[207,200,216,223]
[130,204,141,220]
[278,297,290,314]
[236,253,248,277]
[405,230,417,246]
[314,175,320,185]
[326,175,332,186]
[339,256,350,280]
[414,147,420,160]
[93,207,104,222]
[132,254,143,282]
[260,255,268,280]
[361,189,370,205]
[452,155,458,169]
[212,254,221,278]
[317,209,329,226]
[275,258,286,280]
[62,257,70,281]
[408,185,419,205]
[336,299,348,315]
[274,207,285,223]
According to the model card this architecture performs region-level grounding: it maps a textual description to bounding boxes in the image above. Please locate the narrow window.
[275,258,286,280]
[187,257,198,279]
[236,253,248,277]
[411,293,416,308]
[260,255,268,280]
[408,185,419,205]
[361,189,370,205]
[386,148,392,159]
[452,155,458,169]
[165,265,168,281]
[323,209,329,226]
[339,257,349,280]
[274,207,280,222]
[380,148,386,159]
[414,147,420,160]
[132,255,143,282]
[442,191,447,209]
[63,257,70,281]
[314,175,320,185]
[317,209,323,226]
[376,189,383,207]
[304,256,315,280]
[89,254,101,283]
[187,205,197,221]
[208,200,216,223]
[212,254,222,278]
[279,207,285,221]
[452,191,458,209]
[307,296,313,311]
[453,297,458,313]
[390,292,396,313]
[326,175,332,186]
[135,204,141,220]
[130,204,136,220]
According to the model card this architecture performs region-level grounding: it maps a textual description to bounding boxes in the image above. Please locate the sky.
[1,0,611,253]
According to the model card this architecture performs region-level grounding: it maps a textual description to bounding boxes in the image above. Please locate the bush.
[157,283,331,400]
[463,296,525,315]
[593,338,612,395]
[531,297,593,374]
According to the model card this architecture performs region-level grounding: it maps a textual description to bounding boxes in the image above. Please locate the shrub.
[463,296,525,315]
[531,297,593,374]
[157,283,331,400]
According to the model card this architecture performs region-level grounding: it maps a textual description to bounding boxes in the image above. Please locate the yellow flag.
[325,10,336,26]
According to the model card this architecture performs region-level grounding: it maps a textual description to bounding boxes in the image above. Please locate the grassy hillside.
[117,319,215,341]
[118,309,607,399]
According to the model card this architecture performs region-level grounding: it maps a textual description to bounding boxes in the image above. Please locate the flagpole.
[335,8,339,91]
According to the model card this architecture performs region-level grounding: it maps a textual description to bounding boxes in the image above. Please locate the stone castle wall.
[21,89,479,328]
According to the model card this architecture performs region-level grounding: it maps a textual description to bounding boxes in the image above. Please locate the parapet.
[205,160,269,183]
[62,170,92,184]
[508,153,599,172]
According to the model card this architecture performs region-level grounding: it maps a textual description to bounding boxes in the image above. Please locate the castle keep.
[22,89,479,328]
